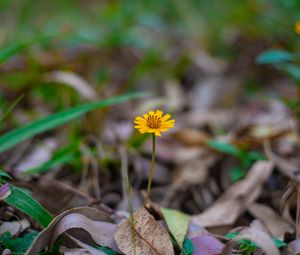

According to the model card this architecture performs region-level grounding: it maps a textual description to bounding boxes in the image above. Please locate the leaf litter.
[1,2,300,254]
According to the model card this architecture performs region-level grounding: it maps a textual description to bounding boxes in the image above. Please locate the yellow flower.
[134,110,175,137]
[295,21,300,34]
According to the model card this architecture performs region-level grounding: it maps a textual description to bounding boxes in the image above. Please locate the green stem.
[145,133,156,205]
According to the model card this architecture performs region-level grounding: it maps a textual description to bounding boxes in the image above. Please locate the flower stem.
[145,133,156,205]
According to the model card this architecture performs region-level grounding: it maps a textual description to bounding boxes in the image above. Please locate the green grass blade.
[0,34,59,64]
[0,92,146,154]
[0,94,24,125]
[4,185,53,228]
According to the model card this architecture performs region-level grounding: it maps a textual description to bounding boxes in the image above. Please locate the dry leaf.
[191,161,273,227]
[43,71,97,100]
[265,140,300,183]
[248,203,294,238]
[66,235,109,255]
[172,128,211,146]
[25,207,117,255]
[114,207,174,255]
[233,228,280,255]
[0,221,21,236]
[191,234,224,255]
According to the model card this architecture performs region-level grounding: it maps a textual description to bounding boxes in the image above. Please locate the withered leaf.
[25,207,117,255]
[114,207,174,255]
[248,203,293,238]
[192,161,273,228]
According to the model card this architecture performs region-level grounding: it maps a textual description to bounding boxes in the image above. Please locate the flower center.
[146,115,161,129]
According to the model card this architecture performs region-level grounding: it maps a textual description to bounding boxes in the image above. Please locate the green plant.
[207,140,265,181]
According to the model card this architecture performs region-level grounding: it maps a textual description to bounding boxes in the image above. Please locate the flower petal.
[155,130,161,136]
[156,110,163,118]
[161,114,171,121]
[148,111,155,116]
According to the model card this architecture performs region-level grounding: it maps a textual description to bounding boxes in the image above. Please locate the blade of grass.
[0,94,24,125]
[4,185,53,227]
[0,34,59,64]
[0,92,147,154]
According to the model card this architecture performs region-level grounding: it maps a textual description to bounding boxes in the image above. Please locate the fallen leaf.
[14,138,57,174]
[114,207,174,255]
[287,239,300,254]
[191,234,224,255]
[233,228,280,255]
[264,140,300,183]
[25,207,117,255]
[192,161,273,227]
[172,129,211,147]
[161,207,191,247]
[43,71,97,100]
[220,241,234,255]
[0,221,21,236]
[248,203,294,238]
[67,235,110,255]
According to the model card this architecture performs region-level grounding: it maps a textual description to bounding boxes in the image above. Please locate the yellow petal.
[149,111,155,116]
[134,120,146,124]
[135,116,145,121]
[161,114,171,121]
[156,110,163,118]
[155,130,161,136]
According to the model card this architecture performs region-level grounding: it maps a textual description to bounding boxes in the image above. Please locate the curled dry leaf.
[191,161,273,228]
[233,228,280,255]
[25,207,117,255]
[248,203,294,238]
[114,207,174,255]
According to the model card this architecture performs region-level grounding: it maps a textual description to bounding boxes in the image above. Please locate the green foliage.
[207,140,265,181]
[226,231,286,255]
[207,140,241,157]
[0,92,146,154]
[128,133,150,149]
[161,207,190,247]
[96,246,118,255]
[0,94,24,126]
[0,170,12,184]
[0,231,39,255]
[256,50,296,64]
[181,238,194,255]
[4,185,53,228]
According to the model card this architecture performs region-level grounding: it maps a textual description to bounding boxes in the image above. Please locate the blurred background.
[1,0,300,212]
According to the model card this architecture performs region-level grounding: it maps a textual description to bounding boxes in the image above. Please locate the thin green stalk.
[120,147,136,255]
[145,133,156,205]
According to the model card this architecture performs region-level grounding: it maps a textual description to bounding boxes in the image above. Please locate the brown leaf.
[172,128,211,146]
[248,203,294,238]
[191,161,273,227]
[25,207,117,255]
[264,140,300,183]
[114,207,174,255]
